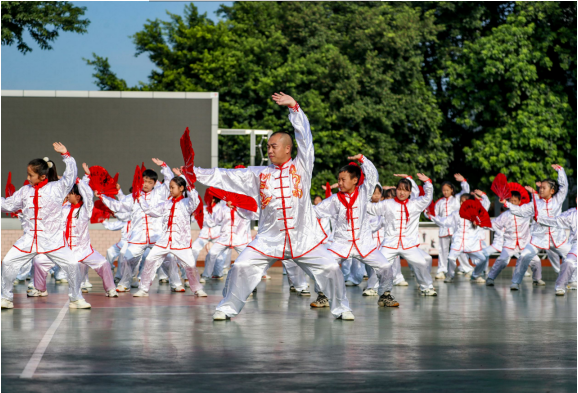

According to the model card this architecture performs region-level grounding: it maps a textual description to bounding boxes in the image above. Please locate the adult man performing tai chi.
[194,92,353,321]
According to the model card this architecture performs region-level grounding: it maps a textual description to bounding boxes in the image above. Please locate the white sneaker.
[1,298,14,309]
[81,288,90,293]
[464,271,472,278]
[131,278,140,288]
[27,289,48,297]
[106,289,119,298]
[199,277,206,284]
[28,281,35,289]
[159,278,169,284]
[133,289,149,297]
[472,276,486,283]
[299,289,311,296]
[524,270,531,277]
[510,283,520,291]
[555,289,566,296]
[345,280,356,286]
[456,271,465,275]
[116,285,129,292]
[195,289,208,297]
[443,277,453,283]
[434,272,445,280]
[362,288,378,296]
[339,311,355,321]
[567,282,577,290]
[81,281,93,289]
[223,268,229,275]
[421,288,438,296]
[184,279,190,288]
[213,310,228,320]
[533,279,546,286]
[262,275,271,280]
[172,285,186,292]
[13,279,20,285]
[69,299,91,309]
[59,278,68,284]
[395,281,409,286]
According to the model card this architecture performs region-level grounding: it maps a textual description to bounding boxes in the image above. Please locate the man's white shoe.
[1,298,14,309]
[434,272,445,280]
[456,271,464,275]
[213,310,228,320]
[133,289,149,297]
[106,289,119,298]
[159,278,169,283]
[172,285,186,292]
[339,311,355,321]
[27,289,48,297]
[69,299,91,309]
[395,281,409,286]
[81,281,93,289]
[116,285,129,292]
[566,282,577,290]
[345,280,356,287]
[421,288,438,296]
[472,276,486,283]
[81,288,89,293]
[510,283,520,291]
[533,279,546,286]
[555,289,566,296]
[362,288,378,296]
[199,277,206,284]
[131,278,140,288]
[195,289,208,297]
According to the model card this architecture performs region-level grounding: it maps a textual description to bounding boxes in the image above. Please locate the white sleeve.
[55,152,78,200]
[194,166,261,198]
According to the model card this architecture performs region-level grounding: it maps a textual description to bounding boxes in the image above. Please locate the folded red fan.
[427,200,436,217]
[193,195,204,228]
[88,166,118,197]
[507,182,530,205]
[91,200,115,224]
[132,165,143,201]
[491,173,511,200]
[459,199,492,228]
[180,127,197,188]
[325,182,332,199]
[141,162,146,173]
[5,172,18,217]
[207,187,258,213]
[418,185,425,197]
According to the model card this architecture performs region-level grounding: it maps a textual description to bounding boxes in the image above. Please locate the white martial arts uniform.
[1,151,85,303]
[314,155,394,296]
[505,166,571,285]
[102,212,131,280]
[137,187,203,293]
[367,179,435,291]
[99,163,174,290]
[538,208,577,292]
[433,180,471,273]
[191,203,228,276]
[195,103,351,318]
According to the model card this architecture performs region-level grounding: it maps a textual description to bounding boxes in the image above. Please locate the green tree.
[85,2,451,197]
[1,1,89,54]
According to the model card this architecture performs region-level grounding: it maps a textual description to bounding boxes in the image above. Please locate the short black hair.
[374,184,383,193]
[396,178,412,192]
[383,188,396,199]
[510,191,521,200]
[541,178,559,195]
[69,183,82,198]
[339,164,361,183]
[441,181,456,196]
[142,169,158,183]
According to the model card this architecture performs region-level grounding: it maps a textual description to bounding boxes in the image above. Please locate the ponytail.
[28,157,59,182]
[171,177,188,198]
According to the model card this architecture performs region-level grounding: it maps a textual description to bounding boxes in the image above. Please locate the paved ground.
[2,267,576,392]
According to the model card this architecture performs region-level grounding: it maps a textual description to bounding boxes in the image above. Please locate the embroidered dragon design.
[289,165,302,198]
[260,173,272,209]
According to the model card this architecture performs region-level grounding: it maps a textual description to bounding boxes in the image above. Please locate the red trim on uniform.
[79,247,95,262]
[61,151,71,158]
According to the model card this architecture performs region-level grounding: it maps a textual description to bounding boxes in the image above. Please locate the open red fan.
[325,182,332,199]
[88,166,118,197]
[427,200,436,217]
[418,185,425,197]
[459,199,492,228]
[91,200,115,223]
[193,195,204,228]
[207,187,258,213]
[132,165,143,201]
[507,182,530,205]
[180,127,197,188]
[5,172,18,217]
[491,173,511,200]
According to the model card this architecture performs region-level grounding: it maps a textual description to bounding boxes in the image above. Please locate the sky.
[1,1,231,91]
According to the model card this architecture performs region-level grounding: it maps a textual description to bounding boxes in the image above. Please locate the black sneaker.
[378,292,399,307]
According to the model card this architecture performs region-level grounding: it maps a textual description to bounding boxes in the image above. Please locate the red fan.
[132,165,143,201]
[507,182,530,205]
[207,187,258,213]
[5,172,18,217]
[180,127,196,188]
[459,199,492,228]
[204,187,216,214]
[234,165,246,169]
[193,194,204,228]
[88,166,118,197]
[91,200,115,224]
[418,185,425,197]
[491,173,511,200]
[426,200,436,217]
[141,162,146,173]
[325,182,332,199]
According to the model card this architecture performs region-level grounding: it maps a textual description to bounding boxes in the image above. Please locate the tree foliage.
[84,2,576,201]
[1,1,90,54]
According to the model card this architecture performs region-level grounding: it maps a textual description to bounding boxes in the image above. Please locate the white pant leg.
[162,254,183,288]
[353,249,394,294]
[392,256,405,284]
[115,242,129,280]
[106,243,122,270]
[214,245,245,277]
[468,251,489,278]
[529,255,542,281]
[191,237,210,261]
[457,253,473,273]
[204,243,229,278]
[555,253,577,291]
[366,264,379,290]
[118,243,149,288]
[381,247,433,290]
[447,249,463,279]
[437,236,451,273]
[32,254,55,292]
[157,264,169,281]
[170,248,203,293]
[340,257,353,281]
[488,248,517,280]
[80,250,116,292]
[418,249,433,274]
[512,244,540,284]
[348,258,366,285]
[283,259,309,291]
[54,264,67,280]
[547,249,561,273]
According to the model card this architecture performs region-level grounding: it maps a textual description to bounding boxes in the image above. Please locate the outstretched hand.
[94,190,100,198]
[151,158,164,167]
[348,154,363,161]
[271,92,297,107]
[53,142,67,154]
[454,173,465,182]
[526,185,537,194]
[384,186,396,190]
[552,164,562,171]
[394,174,409,178]
[416,173,430,182]
[172,167,182,176]
[474,189,485,198]
[82,163,91,176]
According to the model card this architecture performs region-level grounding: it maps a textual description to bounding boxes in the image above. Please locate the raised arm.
[313,195,339,219]
[454,173,470,198]
[552,165,568,206]
[194,166,261,198]
[151,158,174,199]
[474,190,490,211]
[184,189,200,216]
[53,143,78,200]
[78,175,95,217]
[357,155,378,199]
[410,174,434,212]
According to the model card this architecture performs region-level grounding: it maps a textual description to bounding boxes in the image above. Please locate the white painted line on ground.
[19,301,70,379]
[5,367,575,377]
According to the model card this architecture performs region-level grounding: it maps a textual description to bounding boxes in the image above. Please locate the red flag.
[132,165,143,201]
[180,127,196,187]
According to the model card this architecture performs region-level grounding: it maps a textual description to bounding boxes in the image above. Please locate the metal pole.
[250,130,256,166]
